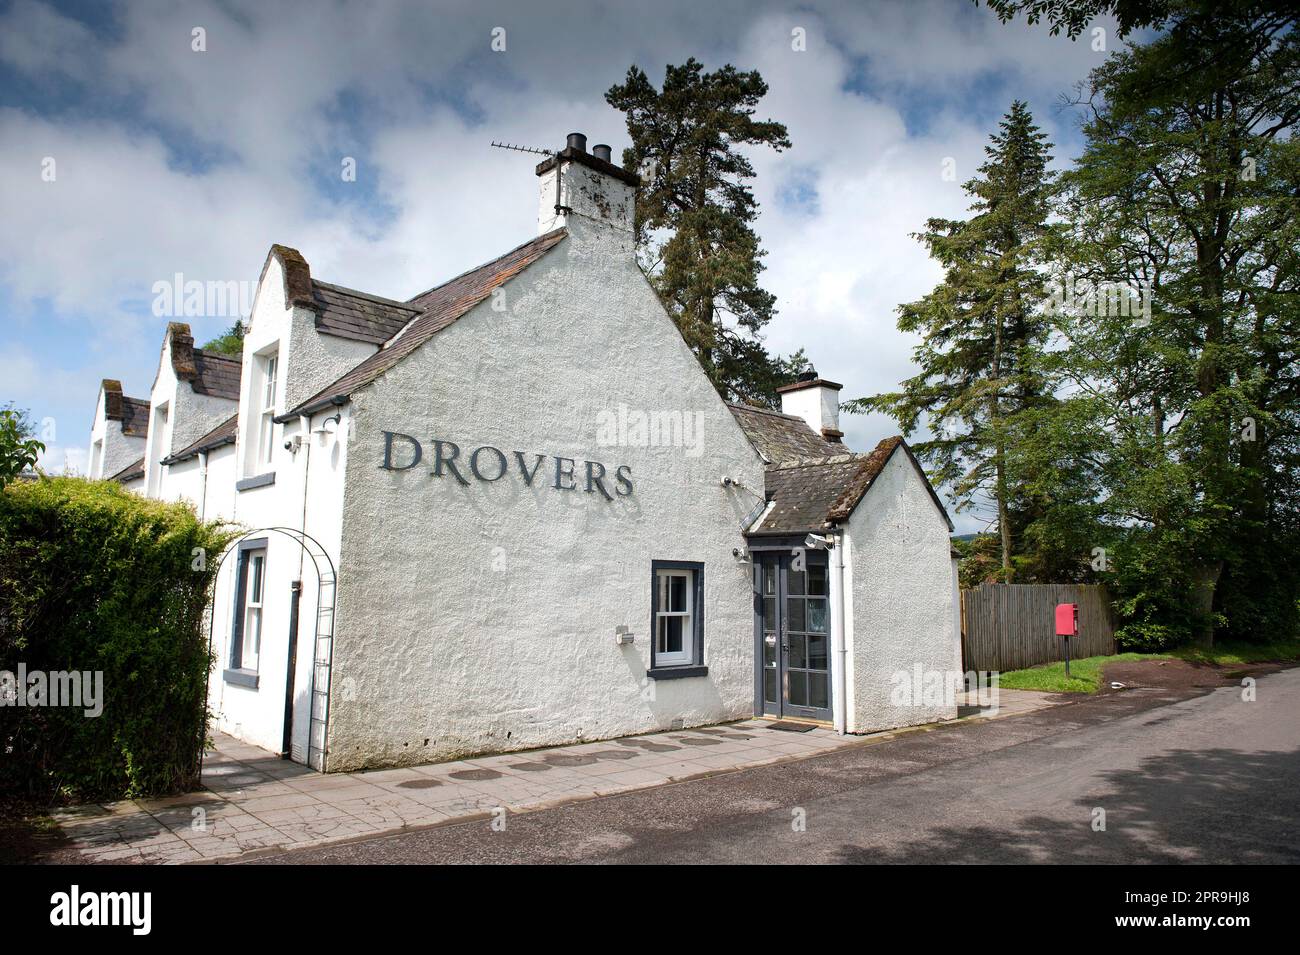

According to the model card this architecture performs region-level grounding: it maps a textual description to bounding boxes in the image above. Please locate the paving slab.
[51,694,1069,864]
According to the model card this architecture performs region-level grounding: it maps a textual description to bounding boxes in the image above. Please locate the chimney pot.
[797,367,818,383]
[566,132,587,153]
[592,143,612,162]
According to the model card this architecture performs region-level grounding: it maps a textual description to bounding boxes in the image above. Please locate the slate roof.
[312,280,421,346]
[748,437,954,535]
[99,379,151,436]
[190,350,242,400]
[728,403,839,464]
[161,413,238,465]
[119,397,151,436]
[284,228,568,418]
[108,455,145,484]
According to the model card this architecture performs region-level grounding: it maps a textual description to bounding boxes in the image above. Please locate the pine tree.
[845,102,1058,581]
[606,59,803,406]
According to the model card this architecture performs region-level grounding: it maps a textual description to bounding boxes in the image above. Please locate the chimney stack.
[777,367,844,443]
[535,131,640,240]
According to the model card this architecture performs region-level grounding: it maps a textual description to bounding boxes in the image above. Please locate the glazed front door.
[757,551,832,722]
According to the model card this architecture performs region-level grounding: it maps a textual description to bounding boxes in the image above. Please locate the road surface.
[247,668,1300,864]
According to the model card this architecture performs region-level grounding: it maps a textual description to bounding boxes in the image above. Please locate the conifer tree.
[845,102,1058,581]
[607,59,805,405]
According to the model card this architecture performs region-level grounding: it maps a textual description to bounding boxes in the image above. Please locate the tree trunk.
[1189,561,1222,649]
[997,452,1012,582]
[992,304,1011,582]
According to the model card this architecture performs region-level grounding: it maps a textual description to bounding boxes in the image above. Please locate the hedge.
[0,477,235,802]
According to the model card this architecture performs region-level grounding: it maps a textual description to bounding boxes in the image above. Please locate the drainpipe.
[282,580,302,758]
[198,450,209,521]
[830,527,848,734]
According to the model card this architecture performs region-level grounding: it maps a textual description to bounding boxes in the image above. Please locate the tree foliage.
[0,407,44,491]
[845,102,1060,582]
[1040,1,1300,647]
[0,477,235,801]
[607,58,806,405]
[201,320,245,358]
[863,3,1300,650]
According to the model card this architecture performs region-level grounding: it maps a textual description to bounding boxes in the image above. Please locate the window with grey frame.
[228,539,268,684]
[648,560,706,678]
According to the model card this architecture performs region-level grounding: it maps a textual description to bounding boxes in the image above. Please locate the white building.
[88,133,961,772]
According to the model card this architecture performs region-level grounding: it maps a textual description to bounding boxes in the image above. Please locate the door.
[756,551,832,721]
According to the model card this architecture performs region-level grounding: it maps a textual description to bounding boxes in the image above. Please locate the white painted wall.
[204,251,351,759]
[323,208,765,770]
[160,442,237,521]
[843,449,960,732]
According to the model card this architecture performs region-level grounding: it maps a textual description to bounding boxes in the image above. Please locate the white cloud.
[0,0,1108,531]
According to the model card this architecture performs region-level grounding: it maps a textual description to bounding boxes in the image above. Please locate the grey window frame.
[647,559,707,679]
[225,537,267,688]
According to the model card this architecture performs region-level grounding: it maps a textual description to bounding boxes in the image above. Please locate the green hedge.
[0,477,234,802]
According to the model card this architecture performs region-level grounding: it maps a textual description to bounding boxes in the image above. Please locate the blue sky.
[0,0,1119,532]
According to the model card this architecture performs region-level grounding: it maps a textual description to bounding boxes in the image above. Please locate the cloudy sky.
[0,0,1121,531]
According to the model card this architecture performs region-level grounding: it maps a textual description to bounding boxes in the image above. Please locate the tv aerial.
[490,140,568,215]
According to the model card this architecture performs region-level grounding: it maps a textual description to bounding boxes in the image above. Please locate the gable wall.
[326,226,766,770]
[843,449,960,732]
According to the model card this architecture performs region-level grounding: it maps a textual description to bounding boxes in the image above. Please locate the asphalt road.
[247,668,1300,864]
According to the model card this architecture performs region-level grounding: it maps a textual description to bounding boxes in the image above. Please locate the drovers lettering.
[381,433,633,500]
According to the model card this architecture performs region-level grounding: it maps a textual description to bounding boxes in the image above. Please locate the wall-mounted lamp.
[732,546,752,563]
[313,413,341,438]
[614,625,634,646]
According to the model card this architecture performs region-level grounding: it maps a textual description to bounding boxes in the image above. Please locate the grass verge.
[996,639,1300,694]
[997,652,1160,693]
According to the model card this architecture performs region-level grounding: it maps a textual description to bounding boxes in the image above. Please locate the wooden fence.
[960,583,1116,673]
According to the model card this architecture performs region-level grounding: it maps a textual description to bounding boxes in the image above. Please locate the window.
[655,570,693,665]
[146,402,170,496]
[243,551,265,670]
[649,560,705,674]
[229,541,268,679]
[257,352,278,467]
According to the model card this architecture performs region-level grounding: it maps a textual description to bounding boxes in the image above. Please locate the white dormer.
[87,379,148,480]
[143,322,241,498]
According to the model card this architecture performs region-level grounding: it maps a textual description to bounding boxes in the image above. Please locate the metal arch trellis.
[203,526,338,773]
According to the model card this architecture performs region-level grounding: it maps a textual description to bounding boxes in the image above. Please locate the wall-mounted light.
[313,413,341,438]
[732,546,752,563]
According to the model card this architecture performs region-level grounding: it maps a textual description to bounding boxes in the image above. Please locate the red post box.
[1055,602,1078,677]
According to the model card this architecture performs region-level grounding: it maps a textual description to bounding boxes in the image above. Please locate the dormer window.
[257,350,278,468]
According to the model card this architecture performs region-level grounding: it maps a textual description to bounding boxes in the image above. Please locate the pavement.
[243,668,1300,864]
[47,689,1063,864]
